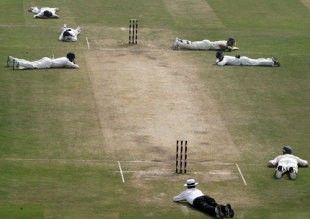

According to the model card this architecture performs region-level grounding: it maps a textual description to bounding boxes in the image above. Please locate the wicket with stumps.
[129,19,138,44]
[176,140,188,174]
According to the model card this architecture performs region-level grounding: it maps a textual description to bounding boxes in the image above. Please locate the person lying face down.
[268,145,308,180]
[172,37,239,51]
[28,6,59,19]
[59,24,81,42]
[215,51,280,67]
[173,179,234,219]
[7,53,79,70]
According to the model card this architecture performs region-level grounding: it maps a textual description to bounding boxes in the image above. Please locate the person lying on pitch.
[172,37,239,51]
[28,6,59,19]
[7,52,79,70]
[215,51,280,67]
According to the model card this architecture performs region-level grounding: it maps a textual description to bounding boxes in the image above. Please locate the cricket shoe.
[272,57,280,67]
[215,205,224,219]
[13,60,20,70]
[7,56,14,67]
[224,204,234,218]
[288,167,297,180]
[275,170,283,179]
[172,38,179,50]
[275,166,284,179]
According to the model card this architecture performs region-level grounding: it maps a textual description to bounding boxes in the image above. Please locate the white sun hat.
[184,178,199,187]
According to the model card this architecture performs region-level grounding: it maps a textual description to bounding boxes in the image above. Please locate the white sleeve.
[173,191,186,202]
[268,156,280,166]
[216,59,226,66]
[295,156,308,167]
[59,31,64,41]
[65,61,79,68]
[34,11,44,18]
[231,47,239,51]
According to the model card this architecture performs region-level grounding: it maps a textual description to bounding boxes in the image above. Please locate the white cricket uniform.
[10,56,79,69]
[29,7,59,18]
[59,26,81,42]
[268,154,308,173]
[175,39,228,50]
[173,188,204,205]
[216,55,275,66]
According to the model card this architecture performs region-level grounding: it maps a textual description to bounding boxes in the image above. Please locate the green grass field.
[0,0,309,218]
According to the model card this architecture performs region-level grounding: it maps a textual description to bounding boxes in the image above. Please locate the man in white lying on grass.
[173,179,234,219]
[59,24,81,42]
[172,37,239,51]
[7,53,79,70]
[215,51,280,67]
[268,145,308,180]
[28,6,59,19]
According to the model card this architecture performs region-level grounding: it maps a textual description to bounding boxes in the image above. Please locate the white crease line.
[114,170,137,173]
[235,163,247,186]
[97,48,164,51]
[1,158,110,162]
[0,23,39,27]
[96,48,181,52]
[117,161,125,183]
[120,160,167,163]
[113,169,173,173]
[86,37,90,49]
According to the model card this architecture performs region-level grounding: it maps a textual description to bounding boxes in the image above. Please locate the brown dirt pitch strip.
[85,46,240,171]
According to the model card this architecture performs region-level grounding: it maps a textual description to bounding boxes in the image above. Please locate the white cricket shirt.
[173,188,204,205]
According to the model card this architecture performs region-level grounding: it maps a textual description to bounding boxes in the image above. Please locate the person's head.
[63,30,73,37]
[282,145,293,154]
[184,178,198,189]
[216,51,224,60]
[227,37,236,47]
[28,7,39,13]
[43,10,53,18]
[66,52,76,62]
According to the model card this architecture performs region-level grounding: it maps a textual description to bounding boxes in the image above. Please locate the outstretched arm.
[70,63,79,68]
[173,191,186,202]
[267,161,275,168]
[216,58,226,66]
[65,61,79,68]
[59,31,64,41]
[225,46,239,52]
[268,156,280,167]
[295,156,308,167]
[231,46,239,51]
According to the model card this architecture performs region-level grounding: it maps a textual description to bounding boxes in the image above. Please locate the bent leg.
[174,38,192,49]
[275,165,286,179]
[177,39,211,50]
[12,57,36,69]
[203,195,218,207]
[193,196,218,217]
[288,167,297,180]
